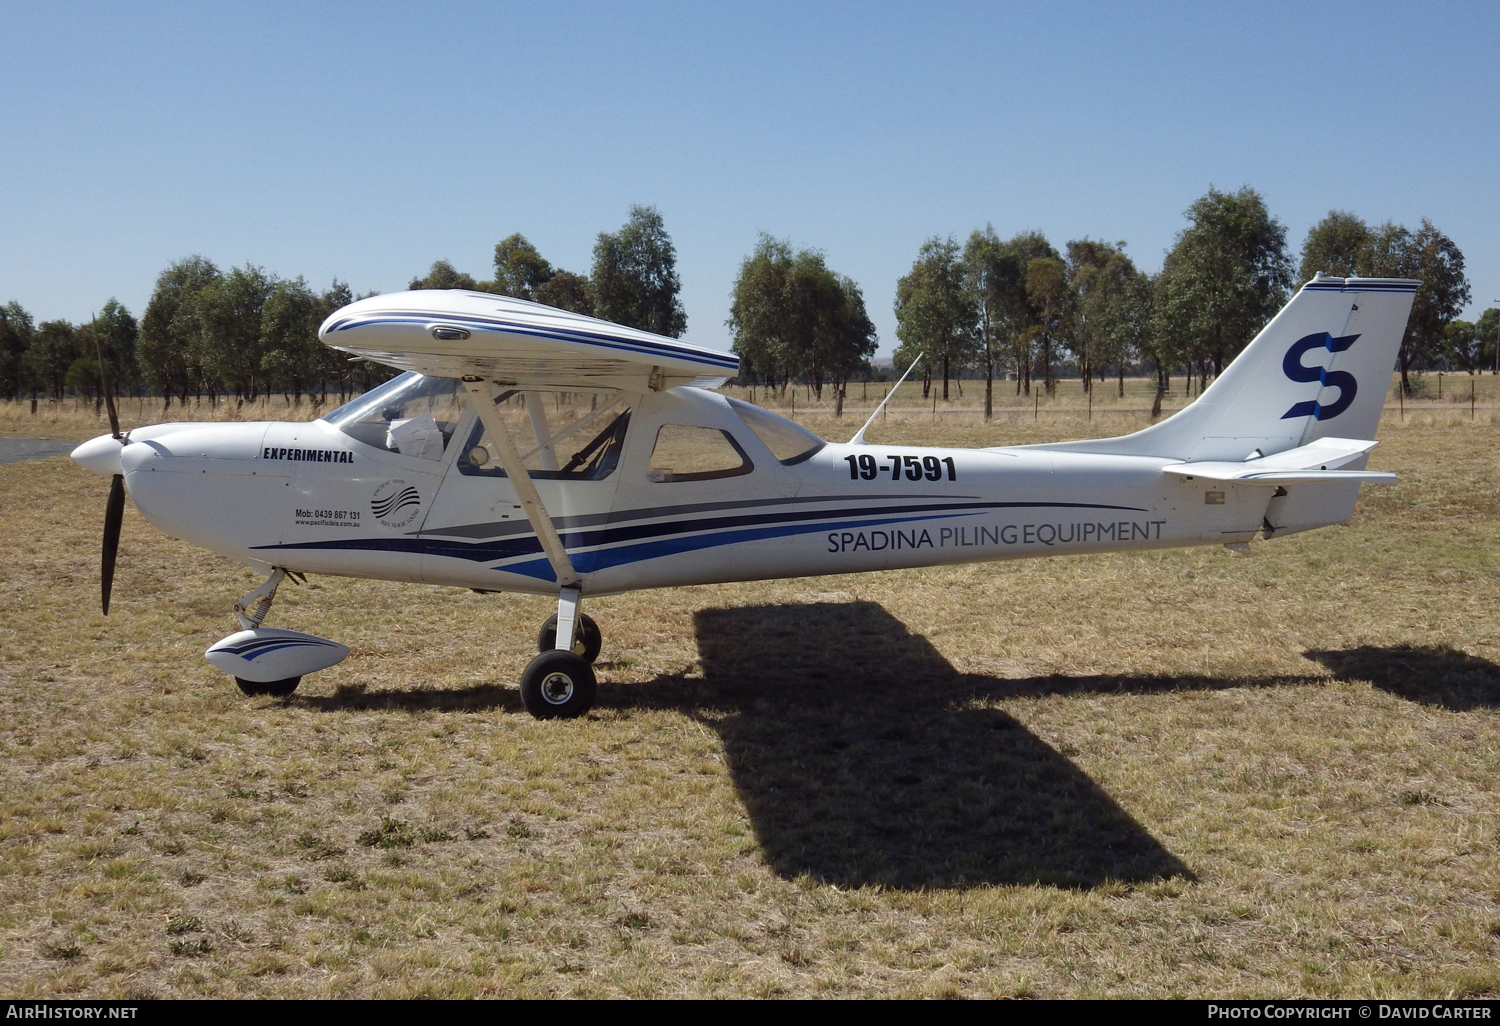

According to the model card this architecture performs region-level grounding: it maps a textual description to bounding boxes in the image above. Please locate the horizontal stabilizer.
[1162,437,1395,486]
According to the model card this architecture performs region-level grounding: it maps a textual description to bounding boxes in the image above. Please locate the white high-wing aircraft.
[71,274,1417,718]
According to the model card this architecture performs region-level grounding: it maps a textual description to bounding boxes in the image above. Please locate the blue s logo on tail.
[1282,332,1360,420]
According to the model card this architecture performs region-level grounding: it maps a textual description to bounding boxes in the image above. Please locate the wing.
[318,289,738,392]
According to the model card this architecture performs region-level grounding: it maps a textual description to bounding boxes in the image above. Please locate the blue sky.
[3,1,1496,356]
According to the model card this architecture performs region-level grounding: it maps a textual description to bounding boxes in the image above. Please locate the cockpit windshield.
[725,398,826,465]
[321,372,465,459]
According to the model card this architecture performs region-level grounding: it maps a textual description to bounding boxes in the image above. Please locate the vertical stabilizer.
[1035,276,1418,462]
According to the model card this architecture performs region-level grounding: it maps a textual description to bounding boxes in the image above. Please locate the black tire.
[537,612,602,664]
[520,650,596,720]
[236,676,301,697]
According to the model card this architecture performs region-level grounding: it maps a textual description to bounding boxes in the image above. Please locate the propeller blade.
[101,474,124,615]
[93,333,121,439]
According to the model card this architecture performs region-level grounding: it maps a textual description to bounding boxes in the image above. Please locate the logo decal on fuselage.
[372,479,422,529]
[1281,332,1360,421]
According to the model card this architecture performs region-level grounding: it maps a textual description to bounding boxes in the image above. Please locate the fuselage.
[99,380,1275,597]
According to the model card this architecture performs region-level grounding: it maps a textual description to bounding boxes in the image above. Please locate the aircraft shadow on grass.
[1306,644,1500,712]
[607,601,1202,891]
[300,682,523,714]
[289,608,1500,889]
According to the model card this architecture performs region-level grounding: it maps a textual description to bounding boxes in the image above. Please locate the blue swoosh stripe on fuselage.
[498,511,981,582]
[329,312,740,370]
[250,499,1146,564]
[557,499,1144,552]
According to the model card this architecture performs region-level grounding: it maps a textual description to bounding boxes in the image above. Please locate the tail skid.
[1034,275,1419,463]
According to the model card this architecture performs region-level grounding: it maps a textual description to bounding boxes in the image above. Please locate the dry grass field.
[1,380,1498,998]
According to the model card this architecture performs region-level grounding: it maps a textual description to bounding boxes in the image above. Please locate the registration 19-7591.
[844,454,957,481]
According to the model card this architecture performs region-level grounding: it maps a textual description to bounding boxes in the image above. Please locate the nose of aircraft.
[71,433,125,478]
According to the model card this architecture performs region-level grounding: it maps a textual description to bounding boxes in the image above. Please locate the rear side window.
[725,398,825,465]
[647,425,753,483]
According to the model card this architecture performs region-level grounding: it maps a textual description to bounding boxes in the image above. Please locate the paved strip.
[0,438,77,466]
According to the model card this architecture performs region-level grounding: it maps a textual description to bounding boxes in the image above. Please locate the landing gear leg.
[521,586,597,719]
[234,568,287,630]
[228,568,303,697]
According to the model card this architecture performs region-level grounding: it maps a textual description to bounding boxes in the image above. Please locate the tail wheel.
[520,651,596,720]
[537,613,602,664]
[236,676,301,697]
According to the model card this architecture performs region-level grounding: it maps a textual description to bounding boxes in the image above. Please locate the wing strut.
[461,377,579,588]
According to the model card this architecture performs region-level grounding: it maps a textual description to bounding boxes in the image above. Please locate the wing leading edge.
[319,290,738,392]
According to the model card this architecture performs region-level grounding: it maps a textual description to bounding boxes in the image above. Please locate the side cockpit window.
[725,397,826,465]
[647,425,753,483]
[322,372,464,459]
[459,392,631,481]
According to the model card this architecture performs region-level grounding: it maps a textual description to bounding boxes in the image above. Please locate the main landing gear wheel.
[537,613,602,664]
[520,651,596,720]
[235,676,301,697]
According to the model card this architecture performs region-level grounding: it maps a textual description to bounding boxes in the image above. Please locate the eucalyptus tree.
[1478,309,1500,373]
[821,272,878,400]
[728,235,796,390]
[64,324,103,405]
[1299,210,1371,282]
[313,280,357,402]
[140,256,222,407]
[1156,186,1293,388]
[0,301,34,401]
[729,234,875,399]
[91,299,138,396]
[1443,320,1483,374]
[591,205,687,337]
[29,320,78,401]
[260,277,323,404]
[533,271,592,314]
[1358,218,1469,394]
[492,234,554,299]
[491,233,594,312]
[408,259,484,292]
[1065,239,1142,395]
[963,226,1027,418]
[895,236,976,400]
[1006,231,1061,395]
[1023,257,1069,396]
[196,265,276,402]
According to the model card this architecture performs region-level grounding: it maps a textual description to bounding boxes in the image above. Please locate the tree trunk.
[942,354,949,401]
[984,357,993,422]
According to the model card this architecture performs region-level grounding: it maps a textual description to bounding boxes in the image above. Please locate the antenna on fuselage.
[849,353,922,445]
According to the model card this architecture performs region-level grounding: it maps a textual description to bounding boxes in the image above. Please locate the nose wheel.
[521,586,600,719]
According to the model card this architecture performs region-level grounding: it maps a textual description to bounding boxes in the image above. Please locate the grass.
[0,382,1498,997]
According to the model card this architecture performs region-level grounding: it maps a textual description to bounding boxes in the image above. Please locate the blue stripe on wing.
[329,311,741,370]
